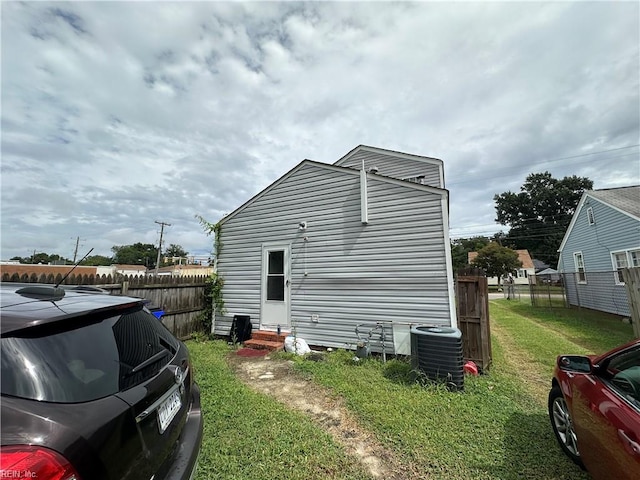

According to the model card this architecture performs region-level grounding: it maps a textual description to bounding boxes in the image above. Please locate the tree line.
[452,171,592,280]
[10,243,189,269]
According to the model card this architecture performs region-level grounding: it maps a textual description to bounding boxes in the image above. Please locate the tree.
[111,243,158,268]
[471,242,522,283]
[164,244,188,264]
[80,255,113,266]
[494,171,592,266]
[451,236,491,271]
[10,252,71,264]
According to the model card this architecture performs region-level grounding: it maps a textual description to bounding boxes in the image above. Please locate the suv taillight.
[0,445,80,480]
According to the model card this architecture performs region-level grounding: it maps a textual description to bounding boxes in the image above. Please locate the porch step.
[251,330,288,343]
[243,330,289,352]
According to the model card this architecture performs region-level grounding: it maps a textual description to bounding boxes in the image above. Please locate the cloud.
[1,1,638,260]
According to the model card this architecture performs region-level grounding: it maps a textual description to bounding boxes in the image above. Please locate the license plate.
[157,390,182,433]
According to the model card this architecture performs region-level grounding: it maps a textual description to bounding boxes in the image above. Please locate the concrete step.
[251,330,288,343]
[243,338,284,351]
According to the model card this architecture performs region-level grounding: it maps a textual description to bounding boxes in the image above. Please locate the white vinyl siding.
[215,161,453,352]
[335,147,444,188]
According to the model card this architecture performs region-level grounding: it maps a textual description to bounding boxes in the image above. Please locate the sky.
[2,1,639,263]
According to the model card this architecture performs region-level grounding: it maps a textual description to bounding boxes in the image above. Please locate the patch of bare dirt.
[227,353,423,479]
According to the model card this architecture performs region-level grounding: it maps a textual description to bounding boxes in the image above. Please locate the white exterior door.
[260,243,290,330]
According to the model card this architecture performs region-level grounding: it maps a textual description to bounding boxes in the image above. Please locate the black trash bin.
[230,315,252,343]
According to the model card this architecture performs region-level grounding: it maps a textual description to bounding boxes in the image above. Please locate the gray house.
[557,185,640,317]
[212,145,457,354]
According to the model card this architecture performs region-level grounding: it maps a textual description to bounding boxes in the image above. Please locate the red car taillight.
[0,445,80,480]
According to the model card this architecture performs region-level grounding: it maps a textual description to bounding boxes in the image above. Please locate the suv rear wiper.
[123,349,171,378]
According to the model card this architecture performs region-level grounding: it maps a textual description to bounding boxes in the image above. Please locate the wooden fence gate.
[456,268,492,371]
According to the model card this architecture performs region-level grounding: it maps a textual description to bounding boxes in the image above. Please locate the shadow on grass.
[479,411,589,480]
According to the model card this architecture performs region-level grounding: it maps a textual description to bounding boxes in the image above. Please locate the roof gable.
[588,186,640,218]
[219,159,447,225]
[557,185,640,253]
[334,145,443,168]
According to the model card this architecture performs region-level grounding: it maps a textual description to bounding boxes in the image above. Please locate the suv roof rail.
[15,285,66,301]
[64,285,110,294]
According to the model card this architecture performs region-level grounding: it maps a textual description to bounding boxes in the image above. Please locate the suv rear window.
[1,307,179,403]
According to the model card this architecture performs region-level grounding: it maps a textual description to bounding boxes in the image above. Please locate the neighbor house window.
[612,251,628,285]
[574,252,586,284]
[587,207,595,225]
[611,249,640,285]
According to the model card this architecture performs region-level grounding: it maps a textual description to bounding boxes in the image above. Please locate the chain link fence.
[529,270,631,318]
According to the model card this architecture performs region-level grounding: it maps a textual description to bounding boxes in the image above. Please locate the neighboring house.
[113,264,148,276]
[212,145,457,355]
[533,258,551,272]
[0,263,101,280]
[557,185,640,317]
[155,264,214,277]
[536,267,561,284]
[0,263,144,280]
[467,249,535,285]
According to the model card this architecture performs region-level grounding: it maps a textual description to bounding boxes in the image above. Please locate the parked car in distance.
[0,283,203,480]
[549,339,640,479]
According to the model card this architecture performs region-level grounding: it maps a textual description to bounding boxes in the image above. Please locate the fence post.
[573,273,581,311]
[622,268,640,339]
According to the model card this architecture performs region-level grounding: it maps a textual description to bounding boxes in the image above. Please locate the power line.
[448,144,639,186]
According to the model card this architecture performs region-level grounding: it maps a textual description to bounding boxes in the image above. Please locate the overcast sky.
[2,1,639,262]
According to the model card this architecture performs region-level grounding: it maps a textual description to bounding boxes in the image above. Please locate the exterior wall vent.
[411,326,464,391]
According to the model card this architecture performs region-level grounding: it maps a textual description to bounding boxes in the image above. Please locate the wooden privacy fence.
[1,273,210,340]
[456,268,492,371]
[622,267,640,338]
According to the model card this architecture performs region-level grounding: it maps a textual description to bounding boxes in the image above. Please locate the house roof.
[219,157,448,226]
[557,185,640,254]
[334,145,443,167]
[114,264,147,271]
[587,185,640,218]
[468,249,534,269]
[537,268,559,275]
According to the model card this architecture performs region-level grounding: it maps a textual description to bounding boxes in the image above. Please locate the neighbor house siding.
[559,195,639,316]
[214,161,453,351]
[335,148,443,188]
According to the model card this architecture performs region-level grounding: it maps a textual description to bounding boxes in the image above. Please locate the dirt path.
[489,301,588,407]
[489,318,550,406]
[227,354,421,480]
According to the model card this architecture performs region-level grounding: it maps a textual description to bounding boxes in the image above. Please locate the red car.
[549,339,640,479]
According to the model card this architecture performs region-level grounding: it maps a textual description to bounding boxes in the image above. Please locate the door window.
[267,250,285,301]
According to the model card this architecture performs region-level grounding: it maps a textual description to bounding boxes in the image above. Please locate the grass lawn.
[189,301,635,479]
[189,341,370,480]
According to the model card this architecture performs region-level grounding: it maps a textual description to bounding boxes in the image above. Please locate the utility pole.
[154,220,171,275]
[72,237,80,263]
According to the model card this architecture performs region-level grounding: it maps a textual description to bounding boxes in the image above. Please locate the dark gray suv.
[0,283,203,480]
